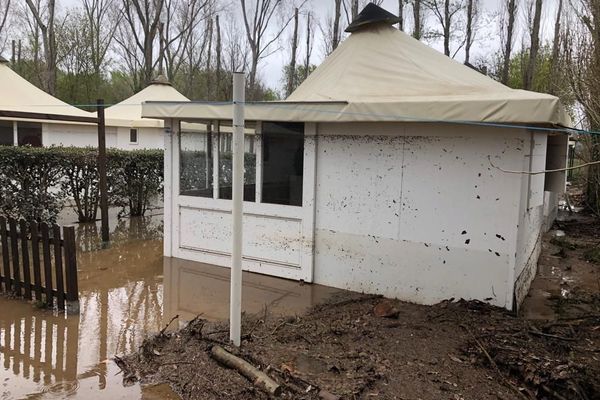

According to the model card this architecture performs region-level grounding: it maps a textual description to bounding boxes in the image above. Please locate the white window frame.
[129,128,139,144]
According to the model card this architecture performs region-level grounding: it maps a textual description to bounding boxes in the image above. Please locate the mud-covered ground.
[117,216,600,400]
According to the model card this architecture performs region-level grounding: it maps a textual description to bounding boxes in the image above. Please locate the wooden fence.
[0,216,78,310]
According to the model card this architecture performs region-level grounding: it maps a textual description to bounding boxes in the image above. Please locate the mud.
[118,213,600,400]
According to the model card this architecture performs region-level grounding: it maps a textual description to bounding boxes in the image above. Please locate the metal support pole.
[97,99,109,243]
[230,72,245,347]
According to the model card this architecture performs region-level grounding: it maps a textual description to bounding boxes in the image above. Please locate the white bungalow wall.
[43,123,117,147]
[115,126,164,149]
[43,123,164,149]
[312,122,539,309]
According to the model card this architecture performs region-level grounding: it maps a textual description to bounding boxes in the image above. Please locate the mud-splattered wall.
[312,122,547,309]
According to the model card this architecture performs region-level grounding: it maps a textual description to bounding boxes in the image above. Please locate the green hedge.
[0,146,163,223]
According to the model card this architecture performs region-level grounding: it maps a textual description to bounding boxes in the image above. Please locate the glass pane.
[179,123,213,197]
[262,122,304,206]
[218,132,256,201]
[17,122,42,147]
[130,129,138,143]
[0,121,13,146]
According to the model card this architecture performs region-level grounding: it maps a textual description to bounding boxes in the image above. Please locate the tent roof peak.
[345,3,400,33]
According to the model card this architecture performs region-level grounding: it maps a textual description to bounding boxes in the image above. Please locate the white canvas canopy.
[0,57,96,124]
[142,25,570,127]
[106,76,189,128]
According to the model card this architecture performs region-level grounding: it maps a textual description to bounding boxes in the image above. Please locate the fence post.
[19,220,32,299]
[9,218,21,296]
[53,225,65,309]
[63,226,79,314]
[0,216,10,292]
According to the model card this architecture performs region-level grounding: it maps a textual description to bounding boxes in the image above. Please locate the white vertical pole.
[230,72,245,346]
[13,121,17,146]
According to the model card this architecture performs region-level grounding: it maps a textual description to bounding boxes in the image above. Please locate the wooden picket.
[0,216,78,310]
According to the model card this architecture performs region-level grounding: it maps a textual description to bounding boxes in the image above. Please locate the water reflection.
[1,212,164,399]
[1,210,342,399]
[163,258,342,327]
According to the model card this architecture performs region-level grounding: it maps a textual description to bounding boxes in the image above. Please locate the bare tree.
[304,10,314,80]
[464,0,478,64]
[115,0,165,90]
[286,7,299,97]
[549,0,563,95]
[332,0,342,50]
[398,0,404,31]
[413,0,423,39]
[25,0,57,94]
[82,0,119,77]
[205,17,213,98]
[523,0,543,90]
[500,0,517,85]
[564,0,600,213]
[0,0,10,47]
[424,0,466,57]
[215,14,222,99]
[351,0,358,20]
[240,0,297,99]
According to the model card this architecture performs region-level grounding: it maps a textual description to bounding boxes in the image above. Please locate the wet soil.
[119,216,600,400]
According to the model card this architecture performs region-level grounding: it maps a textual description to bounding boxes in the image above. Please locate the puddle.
[1,208,342,399]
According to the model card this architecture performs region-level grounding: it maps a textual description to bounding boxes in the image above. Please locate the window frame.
[176,120,305,208]
[129,128,139,144]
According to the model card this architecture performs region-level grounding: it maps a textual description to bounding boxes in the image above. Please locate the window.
[179,123,213,197]
[17,122,42,147]
[0,121,13,146]
[262,122,304,206]
[130,128,138,143]
[218,132,256,201]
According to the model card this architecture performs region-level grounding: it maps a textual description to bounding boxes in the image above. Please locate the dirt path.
[118,217,600,400]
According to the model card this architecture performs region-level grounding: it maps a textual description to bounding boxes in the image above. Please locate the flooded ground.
[521,211,600,320]
[0,208,342,399]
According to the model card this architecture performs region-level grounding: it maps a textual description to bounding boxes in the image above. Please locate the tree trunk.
[413,0,422,40]
[305,12,311,80]
[206,18,213,100]
[549,0,563,95]
[215,14,222,100]
[523,0,543,90]
[501,0,516,85]
[25,0,57,94]
[465,0,475,63]
[287,8,299,97]
[332,0,342,51]
[351,0,359,20]
[443,0,451,56]
[398,0,404,31]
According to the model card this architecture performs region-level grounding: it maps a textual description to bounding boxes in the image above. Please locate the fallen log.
[210,345,282,396]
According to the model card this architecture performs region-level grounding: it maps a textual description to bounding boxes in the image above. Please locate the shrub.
[0,146,66,223]
[0,146,164,223]
[108,149,164,217]
[60,147,100,222]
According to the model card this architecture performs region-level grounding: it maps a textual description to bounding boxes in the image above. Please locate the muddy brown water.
[0,209,341,399]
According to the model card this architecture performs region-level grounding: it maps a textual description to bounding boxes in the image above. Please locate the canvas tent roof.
[106,76,190,128]
[0,58,96,124]
[142,6,569,127]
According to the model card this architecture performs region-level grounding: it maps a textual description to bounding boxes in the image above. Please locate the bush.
[108,149,164,217]
[0,146,66,223]
[0,146,164,223]
[60,147,100,222]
